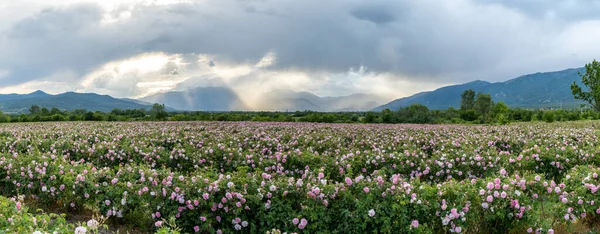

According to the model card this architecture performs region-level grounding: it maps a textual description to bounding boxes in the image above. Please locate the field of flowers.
[1,121,600,233]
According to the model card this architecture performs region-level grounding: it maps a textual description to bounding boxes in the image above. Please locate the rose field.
[2,121,600,233]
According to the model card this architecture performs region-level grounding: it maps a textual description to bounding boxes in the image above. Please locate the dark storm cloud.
[0,3,134,85]
[0,0,599,88]
[351,6,397,24]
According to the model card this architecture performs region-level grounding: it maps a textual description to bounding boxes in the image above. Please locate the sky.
[0,0,599,102]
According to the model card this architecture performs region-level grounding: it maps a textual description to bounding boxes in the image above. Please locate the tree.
[84,112,95,121]
[40,107,50,116]
[460,110,478,121]
[150,103,168,120]
[542,111,555,123]
[492,102,509,116]
[398,104,430,123]
[364,112,378,123]
[29,105,41,115]
[493,102,510,125]
[50,107,62,115]
[474,93,493,120]
[460,89,476,110]
[381,108,394,123]
[0,111,9,123]
[571,60,600,111]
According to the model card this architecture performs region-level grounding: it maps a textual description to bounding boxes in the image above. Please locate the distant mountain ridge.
[140,87,248,111]
[0,90,50,102]
[0,88,387,113]
[374,67,586,111]
[140,87,387,112]
[255,90,386,112]
[0,91,155,114]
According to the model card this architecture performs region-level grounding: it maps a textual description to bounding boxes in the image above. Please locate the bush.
[496,114,510,125]
[460,110,479,121]
[0,196,73,233]
[542,111,555,123]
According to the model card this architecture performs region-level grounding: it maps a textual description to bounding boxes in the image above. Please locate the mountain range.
[140,87,248,112]
[0,67,589,113]
[252,90,386,112]
[139,87,386,112]
[0,91,154,114]
[374,67,586,111]
[0,88,386,113]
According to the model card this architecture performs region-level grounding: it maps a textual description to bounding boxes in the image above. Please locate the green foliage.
[0,196,74,233]
[496,113,509,125]
[571,59,600,111]
[150,103,168,120]
[84,111,106,121]
[542,111,555,123]
[381,108,394,123]
[474,93,494,117]
[396,104,431,124]
[363,112,378,123]
[460,89,476,111]
[0,111,10,123]
[493,102,509,116]
[29,105,41,115]
[460,110,478,121]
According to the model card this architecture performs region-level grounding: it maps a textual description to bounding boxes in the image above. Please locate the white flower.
[442,217,450,226]
[86,219,99,229]
[234,224,242,231]
[75,226,87,234]
[368,209,376,217]
[227,182,235,188]
[241,221,248,227]
[32,231,44,234]
[514,190,521,196]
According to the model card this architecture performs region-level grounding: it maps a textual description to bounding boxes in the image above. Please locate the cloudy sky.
[0,0,599,102]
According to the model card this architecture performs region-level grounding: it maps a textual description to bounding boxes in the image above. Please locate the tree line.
[0,100,592,124]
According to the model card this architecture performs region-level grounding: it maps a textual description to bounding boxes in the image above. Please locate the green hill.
[375,68,587,111]
[0,91,155,114]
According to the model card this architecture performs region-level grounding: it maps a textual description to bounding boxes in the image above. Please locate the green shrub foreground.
[1,121,600,233]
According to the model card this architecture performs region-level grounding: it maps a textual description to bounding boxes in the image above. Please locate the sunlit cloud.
[0,81,73,94]
[256,52,276,68]
[0,70,79,94]
[78,52,183,97]
[101,9,132,25]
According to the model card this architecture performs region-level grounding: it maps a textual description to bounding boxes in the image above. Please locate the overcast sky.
[0,0,599,100]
